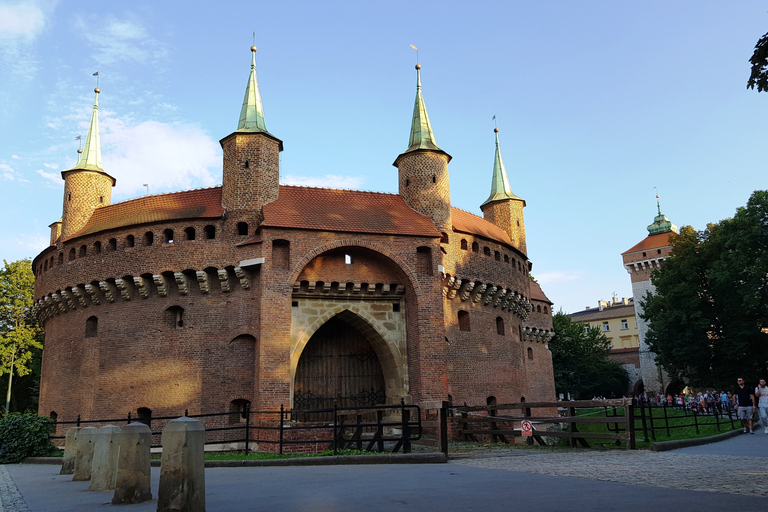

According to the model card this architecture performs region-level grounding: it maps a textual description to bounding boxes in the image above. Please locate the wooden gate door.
[294,316,386,419]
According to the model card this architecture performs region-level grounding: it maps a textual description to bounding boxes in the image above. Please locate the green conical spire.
[481,128,522,207]
[237,46,268,132]
[71,88,103,172]
[405,64,441,153]
[647,194,679,235]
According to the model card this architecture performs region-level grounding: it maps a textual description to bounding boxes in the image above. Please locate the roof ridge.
[108,185,222,208]
[451,206,483,218]
[278,184,399,197]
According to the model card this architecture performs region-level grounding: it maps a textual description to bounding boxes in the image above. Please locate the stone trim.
[441,275,533,320]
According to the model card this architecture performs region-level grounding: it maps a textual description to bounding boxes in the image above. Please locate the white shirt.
[755,386,768,408]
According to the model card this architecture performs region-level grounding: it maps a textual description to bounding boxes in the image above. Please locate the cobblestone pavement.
[451,449,768,497]
[0,465,31,512]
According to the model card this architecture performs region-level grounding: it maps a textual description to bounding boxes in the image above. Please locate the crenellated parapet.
[441,274,533,320]
[33,266,254,325]
[292,280,405,298]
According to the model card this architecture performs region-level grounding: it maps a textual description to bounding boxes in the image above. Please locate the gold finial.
[415,64,421,70]
[251,45,257,52]
[94,87,100,93]
[494,127,499,133]
[77,148,83,154]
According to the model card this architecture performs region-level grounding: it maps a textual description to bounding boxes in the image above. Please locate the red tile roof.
[450,207,514,247]
[529,281,553,304]
[261,186,441,237]
[622,232,676,255]
[65,187,224,241]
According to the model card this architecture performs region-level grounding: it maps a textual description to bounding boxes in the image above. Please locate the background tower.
[221,46,283,215]
[622,197,679,395]
[60,87,116,240]
[393,64,452,234]
[480,128,527,253]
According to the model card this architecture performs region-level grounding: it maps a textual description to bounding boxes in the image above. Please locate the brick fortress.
[32,47,556,426]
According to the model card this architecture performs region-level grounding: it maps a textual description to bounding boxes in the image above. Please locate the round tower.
[393,64,452,234]
[480,128,527,254]
[221,46,283,215]
[60,88,116,241]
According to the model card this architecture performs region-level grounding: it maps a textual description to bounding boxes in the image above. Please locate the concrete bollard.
[157,417,206,512]
[112,422,152,505]
[60,427,81,475]
[72,426,97,481]
[89,425,121,491]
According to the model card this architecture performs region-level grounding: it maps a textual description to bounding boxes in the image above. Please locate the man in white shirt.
[756,378,768,434]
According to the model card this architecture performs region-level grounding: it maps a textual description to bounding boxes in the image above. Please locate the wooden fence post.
[625,399,635,449]
[439,401,449,457]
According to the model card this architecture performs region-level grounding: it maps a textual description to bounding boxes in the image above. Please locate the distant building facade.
[569,297,641,394]
[621,202,678,395]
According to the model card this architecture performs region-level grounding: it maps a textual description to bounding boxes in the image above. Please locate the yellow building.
[569,297,642,393]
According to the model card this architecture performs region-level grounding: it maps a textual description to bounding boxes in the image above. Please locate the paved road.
[2,431,766,512]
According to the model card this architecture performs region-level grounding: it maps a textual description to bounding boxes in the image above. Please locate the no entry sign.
[521,420,533,436]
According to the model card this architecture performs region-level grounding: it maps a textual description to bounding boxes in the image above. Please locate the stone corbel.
[60,289,76,310]
[381,284,391,295]
[152,274,169,297]
[51,293,67,314]
[217,269,231,293]
[447,279,462,300]
[84,284,101,305]
[483,286,498,305]
[472,283,487,303]
[307,281,316,292]
[352,282,361,294]
[323,282,332,293]
[71,286,88,308]
[115,279,132,301]
[493,289,508,308]
[175,273,190,295]
[196,271,210,294]
[132,276,149,299]
[459,281,475,302]
[98,281,115,303]
[234,267,250,290]
[293,281,301,293]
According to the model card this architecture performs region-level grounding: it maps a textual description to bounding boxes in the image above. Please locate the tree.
[0,259,42,414]
[549,312,629,399]
[747,30,768,92]
[642,191,768,389]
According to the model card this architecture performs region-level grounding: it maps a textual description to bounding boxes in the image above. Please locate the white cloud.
[101,117,220,198]
[1,162,29,182]
[43,162,58,169]
[17,232,49,253]
[75,15,166,66]
[0,3,46,42]
[12,155,19,159]
[36,168,60,183]
[536,270,582,285]
[281,174,364,189]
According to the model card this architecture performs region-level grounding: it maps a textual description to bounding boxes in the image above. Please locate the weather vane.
[410,44,419,64]
[492,114,497,130]
[93,71,99,89]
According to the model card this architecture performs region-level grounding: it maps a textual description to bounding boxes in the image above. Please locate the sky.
[1,0,766,313]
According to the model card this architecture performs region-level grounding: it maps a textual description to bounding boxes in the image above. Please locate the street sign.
[521,420,532,437]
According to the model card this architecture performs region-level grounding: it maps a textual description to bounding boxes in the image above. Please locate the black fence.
[623,398,739,442]
[50,399,423,455]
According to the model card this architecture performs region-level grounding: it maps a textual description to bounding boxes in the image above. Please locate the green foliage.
[549,312,629,399]
[748,31,768,92]
[0,413,58,463]
[642,191,768,389]
[0,259,43,412]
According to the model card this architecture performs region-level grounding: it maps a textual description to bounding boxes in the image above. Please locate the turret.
[221,45,283,214]
[393,64,452,234]
[480,128,527,253]
[60,87,116,241]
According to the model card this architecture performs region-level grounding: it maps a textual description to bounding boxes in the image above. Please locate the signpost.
[521,420,533,437]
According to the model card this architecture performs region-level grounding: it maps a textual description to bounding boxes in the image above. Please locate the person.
[734,377,756,434]
[755,378,768,434]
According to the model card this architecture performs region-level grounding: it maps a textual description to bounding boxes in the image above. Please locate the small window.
[642,252,647,257]
[126,235,135,248]
[416,246,432,275]
[237,222,248,236]
[85,316,98,337]
[460,239,468,250]
[49,256,53,268]
[527,347,533,360]
[244,160,249,169]
[584,325,590,334]
[544,306,548,314]
[273,239,290,269]
[621,319,629,330]
[517,261,521,271]
[69,248,75,261]
[94,241,101,254]
[109,238,117,251]
[472,242,479,253]
[602,321,610,332]
[345,254,352,265]
[504,255,509,263]
[49,411,58,422]
[496,317,505,336]
[494,251,500,261]
[537,305,541,313]
[519,326,523,340]
[43,260,48,271]
[185,227,196,241]
[58,253,63,265]
[657,249,662,254]
[164,229,174,243]
[440,232,449,244]
[292,301,299,307]
[68,193,71,201]
[483,247,491,256]
[229,399,251,424]
[405,178,410,187]
[458,310,470,332]
[99,195,104,203]
[79,245,86,257]
[136,408,152,427]
[516,220,520,226]
[204,225,216,239]
[432,174,436,183]
[166,306,184,328]
[144,231,154,246]
[393,303,400,312]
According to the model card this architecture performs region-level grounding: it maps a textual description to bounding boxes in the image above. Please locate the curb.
[649,428,743,452]
[22,452,447,467]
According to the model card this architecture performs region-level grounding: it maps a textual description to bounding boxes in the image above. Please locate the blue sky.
[1,0,766,313]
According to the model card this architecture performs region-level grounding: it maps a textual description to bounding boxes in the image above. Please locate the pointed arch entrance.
[294,315,386,415]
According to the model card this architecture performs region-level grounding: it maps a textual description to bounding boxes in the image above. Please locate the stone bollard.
[89,425,121,491]
[60,427,81,475]
[72,426,97,481]
[112,422,152,505]
[157,417,206,512]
